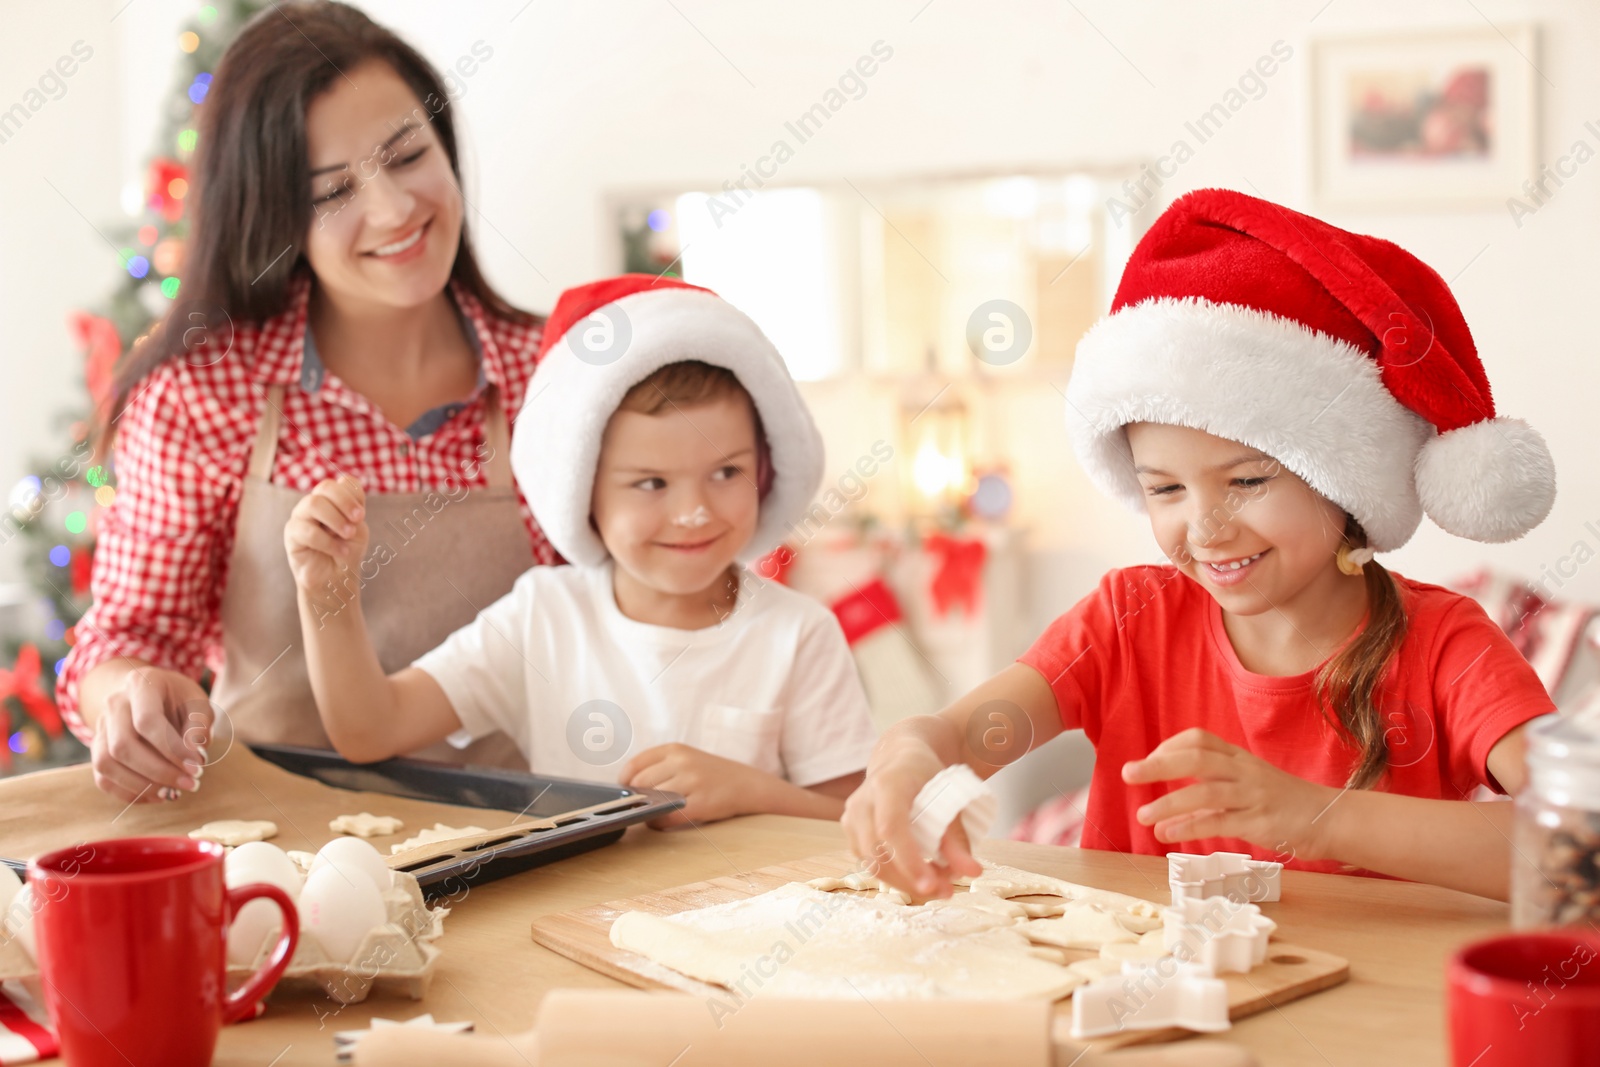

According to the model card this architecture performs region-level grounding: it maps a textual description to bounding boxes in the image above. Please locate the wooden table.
[190,814,1506,1066]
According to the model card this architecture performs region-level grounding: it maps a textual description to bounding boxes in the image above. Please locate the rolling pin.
[353,990,1258,1066]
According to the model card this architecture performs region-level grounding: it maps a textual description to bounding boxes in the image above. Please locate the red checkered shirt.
[59,276,559,743]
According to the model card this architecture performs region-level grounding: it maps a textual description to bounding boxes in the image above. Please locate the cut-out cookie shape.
[966,864,1164,933]
[389,824,487,855]
[189,820,277,846]
[1162,895,1277,974]
[329,813,405,839]
[1022,902,1140,950]
[805,871,912,906]
[1167,850,1282,905]
[1070,959,1229,1040]
[1099,930,1171,963]
[334,1014,474,1063]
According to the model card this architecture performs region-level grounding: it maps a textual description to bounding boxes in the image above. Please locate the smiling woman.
[63,1,559,805]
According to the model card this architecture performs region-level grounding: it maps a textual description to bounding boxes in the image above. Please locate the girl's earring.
[1336,544,1375,576]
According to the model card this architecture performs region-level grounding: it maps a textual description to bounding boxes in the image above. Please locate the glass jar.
[1512,713,1600,929]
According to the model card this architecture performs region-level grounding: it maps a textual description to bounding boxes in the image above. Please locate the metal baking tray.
[1,745,682,896]
[247,743,683,898]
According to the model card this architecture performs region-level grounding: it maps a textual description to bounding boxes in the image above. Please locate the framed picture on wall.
[1310,26,1539,210]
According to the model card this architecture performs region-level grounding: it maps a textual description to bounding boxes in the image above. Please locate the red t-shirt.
[1018,566,1554,875]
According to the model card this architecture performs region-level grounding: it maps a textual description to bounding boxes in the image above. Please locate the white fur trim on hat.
[1065,296,1432,552]
[512,288,825,567]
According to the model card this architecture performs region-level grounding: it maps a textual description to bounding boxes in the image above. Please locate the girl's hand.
[90,666,211,803]
[1122,728,1339,860]
[840,748,984,899]
[621,743,774,828]
[284,476,368,599]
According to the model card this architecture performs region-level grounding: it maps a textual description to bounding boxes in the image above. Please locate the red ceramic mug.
[28,836,298,1067]
[1448,930,1600,1066]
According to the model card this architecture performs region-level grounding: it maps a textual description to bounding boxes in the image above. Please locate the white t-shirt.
[413,562,878,787]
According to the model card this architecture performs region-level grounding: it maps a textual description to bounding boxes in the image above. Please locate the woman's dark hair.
[106,0,532,426]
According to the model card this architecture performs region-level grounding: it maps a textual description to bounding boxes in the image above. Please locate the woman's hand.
[90,665,212,803]
[841,743,983,899]
[285,475,368,601]
[1122,728,1339,860]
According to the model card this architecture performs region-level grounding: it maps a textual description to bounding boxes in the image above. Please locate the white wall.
[5,0,1599,629]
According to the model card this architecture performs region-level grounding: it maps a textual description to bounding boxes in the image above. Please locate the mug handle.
[221,883,299,1024]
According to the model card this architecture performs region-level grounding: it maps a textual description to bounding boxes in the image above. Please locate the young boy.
[285,275,877,826]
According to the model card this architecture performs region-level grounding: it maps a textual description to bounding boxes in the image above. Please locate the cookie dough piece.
[389,823,487,855]
[806,871,912,905]
[286,850,316,875]
[189,820,277,846]
[1067,957,1125,982]
[1100,930,1172,963]
[1022,902,1140,950]
[329,813,406,838]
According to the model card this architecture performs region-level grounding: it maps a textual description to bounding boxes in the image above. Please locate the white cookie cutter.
[1161,895,1276,975]
[1167,850,1282,905]
[1070,959,1229,1039]
[909,765,996,864]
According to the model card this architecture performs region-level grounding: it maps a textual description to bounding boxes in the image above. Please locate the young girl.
[287,276,878,826]
[844,188,1558,902]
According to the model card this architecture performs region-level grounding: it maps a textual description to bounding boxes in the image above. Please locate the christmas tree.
[1,1,267,773]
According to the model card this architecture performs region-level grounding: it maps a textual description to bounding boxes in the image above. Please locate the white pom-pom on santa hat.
[512,275,825,567]
[1415,418,1556,543]
[1064,188,1557,549]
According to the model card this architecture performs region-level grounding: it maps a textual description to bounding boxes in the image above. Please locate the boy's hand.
[284,476,369,600]
[621,743,773,828]
[1122,728,1339,860]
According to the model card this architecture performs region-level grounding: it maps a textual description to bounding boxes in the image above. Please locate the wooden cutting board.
[530,851,1350,1050]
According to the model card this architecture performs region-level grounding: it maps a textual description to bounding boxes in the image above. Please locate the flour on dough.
[611,883,1085,1001]
[189,820,277,846]
[329,813,405,838]
[389,823,487,855]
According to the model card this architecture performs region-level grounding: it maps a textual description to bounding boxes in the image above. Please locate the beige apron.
[210,383,532,768]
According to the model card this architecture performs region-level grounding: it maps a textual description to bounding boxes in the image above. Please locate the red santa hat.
[1066,188,1556,551]
[511,274,825,567]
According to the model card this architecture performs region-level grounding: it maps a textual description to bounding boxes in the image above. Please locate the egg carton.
[1070,959,1230,1040]
[0,872,449,1007]
[227,869,450,1004]
[1167,850,1281,906]
[1160,895,1276,975]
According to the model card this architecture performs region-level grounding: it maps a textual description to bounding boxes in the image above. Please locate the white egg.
[298,864,388,964]
[309,837,392,894]
[224,843,303,967]
[4,884,35,959]
[0,866,21,916]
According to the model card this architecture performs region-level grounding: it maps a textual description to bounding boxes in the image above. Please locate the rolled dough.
[611,883,1085,1001]
[389,824,487,855]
